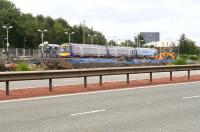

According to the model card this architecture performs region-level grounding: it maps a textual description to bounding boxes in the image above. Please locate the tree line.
[0,0,107,49]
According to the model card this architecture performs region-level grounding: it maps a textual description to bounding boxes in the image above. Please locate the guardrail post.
[6,81,9,96]
[84,76,87,88]
[99,75,103,86]
[49,79,52,91]
[170,71,173,81]
[188,70,190,79]
[126,74,129,84]
[150,72,153,82]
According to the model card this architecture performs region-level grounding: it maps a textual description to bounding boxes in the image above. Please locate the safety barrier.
[1,64,200,95]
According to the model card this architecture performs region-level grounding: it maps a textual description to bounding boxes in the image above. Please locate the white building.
[144,40,179,48]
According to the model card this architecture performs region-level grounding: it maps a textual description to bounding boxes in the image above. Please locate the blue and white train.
[59,43,158,59]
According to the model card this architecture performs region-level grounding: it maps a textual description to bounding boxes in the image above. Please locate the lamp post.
[139,40,144,47]
[37,29,48,57]
[88,34,97,44]
[23,38,27,56]
[65,32,75,44]
[83,20,86,44]
[2,25,13,55]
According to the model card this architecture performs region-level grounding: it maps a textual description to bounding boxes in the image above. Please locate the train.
[59,43,158,59]
[39,43,158,59]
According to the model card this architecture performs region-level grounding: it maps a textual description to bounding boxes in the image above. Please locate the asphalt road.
[1,70,200,89]
[0,82,200,132]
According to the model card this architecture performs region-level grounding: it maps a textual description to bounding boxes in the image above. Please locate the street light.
[88,34,97,44]
[37,29,48,57]
[23,37,27,56]
[139,40,144,47]
[65,32,75,44]
[37,29,48,44]
[2,25,13,54]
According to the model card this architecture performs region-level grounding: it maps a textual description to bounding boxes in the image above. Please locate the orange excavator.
[154,51,176,60]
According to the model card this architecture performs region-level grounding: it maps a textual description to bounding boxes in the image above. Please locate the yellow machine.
[155,51,176,60]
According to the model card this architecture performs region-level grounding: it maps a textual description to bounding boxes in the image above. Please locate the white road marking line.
[0,81,200,104]
[70,109,106,117]
[182,95,200,99]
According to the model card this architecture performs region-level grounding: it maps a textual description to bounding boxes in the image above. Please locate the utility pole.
[83,20,85,44]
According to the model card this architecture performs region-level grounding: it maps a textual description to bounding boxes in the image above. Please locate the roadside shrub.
[188,55,199,60]
[44,59,73,70]
[172,58,187,65]
[0,63,7,71]
[16,63,29,71]
[179,54,188,60]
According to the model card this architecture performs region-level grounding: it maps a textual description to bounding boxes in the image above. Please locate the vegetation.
[0,0,107,49]
[178,34,200,55]
[172,58,187,65]
[16,63,29,71]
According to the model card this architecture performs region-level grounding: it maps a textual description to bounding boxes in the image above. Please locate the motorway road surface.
[0,82,200,132]
[0,70,200,90]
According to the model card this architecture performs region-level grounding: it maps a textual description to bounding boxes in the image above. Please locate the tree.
[179,34,199,55]
[120,40,136,47]
[134,34,145,47]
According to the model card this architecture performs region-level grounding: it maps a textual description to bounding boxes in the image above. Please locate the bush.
[0,63,6,71]
[44,59,73,70]
[172,58,187,65]
[188,55,199,60]
[179,54,188,60]
[16,63,29,71]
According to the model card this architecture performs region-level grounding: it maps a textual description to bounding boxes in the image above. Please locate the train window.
[60,46,70,52]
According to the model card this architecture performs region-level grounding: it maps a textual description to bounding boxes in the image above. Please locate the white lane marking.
[70,109,106,117]
[182,95,200,100]
[0,81,200,104]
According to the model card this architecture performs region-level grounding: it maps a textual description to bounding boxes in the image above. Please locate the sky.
[9,0,200,44]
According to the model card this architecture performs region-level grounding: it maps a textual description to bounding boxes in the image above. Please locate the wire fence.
[0,48,40,58]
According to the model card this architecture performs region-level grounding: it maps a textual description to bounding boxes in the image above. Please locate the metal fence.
[0,48,40,58]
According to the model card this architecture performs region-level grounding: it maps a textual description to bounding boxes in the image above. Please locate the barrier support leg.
[188,70,190,79]
[84,76,87,88]
[6,81,9,96]
[99,75,103,86]
[49,79,52,91]
[170,71,173,81]
[150,72,153,82]
[126,74,130,84]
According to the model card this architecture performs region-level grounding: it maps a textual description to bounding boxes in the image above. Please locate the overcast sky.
[9,0,200,44]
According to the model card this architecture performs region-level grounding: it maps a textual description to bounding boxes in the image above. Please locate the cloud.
[9,0,200,44]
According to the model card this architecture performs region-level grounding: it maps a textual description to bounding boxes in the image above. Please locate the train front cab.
[59,44,72,58]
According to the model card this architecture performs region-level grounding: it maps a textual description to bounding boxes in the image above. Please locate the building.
[140,32,160,43]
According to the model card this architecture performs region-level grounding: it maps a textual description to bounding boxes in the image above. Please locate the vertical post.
[6,81,9,96]
[126,73,130,84]
[99,75,103,86]
[49,79,52,91]
[170,71,173,81]
[84,76,87,88]
[188,70,190,79]
[150,72,153,82]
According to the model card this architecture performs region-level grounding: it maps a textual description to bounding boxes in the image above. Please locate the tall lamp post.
[2,25,13,55]
[23,38,27,56]
[65,32,75,44]
[83,20,86,44]
[37,29,48,57]
[88,34,97,44]
[139,40,144,47]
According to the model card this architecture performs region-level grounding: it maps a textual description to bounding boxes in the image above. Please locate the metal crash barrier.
[1,64,200,96]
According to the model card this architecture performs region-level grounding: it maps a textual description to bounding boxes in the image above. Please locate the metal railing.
[1,64,200,95]
[0,48,40,58]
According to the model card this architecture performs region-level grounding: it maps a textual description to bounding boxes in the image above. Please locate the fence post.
[150,72,153,82]
[126,73,129,84]
[99,75,103,86]
[84,76,87,88]
[6,81,9,96]
[49,79,52,91]
[170,71,173,81]
[188,70,190,79]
